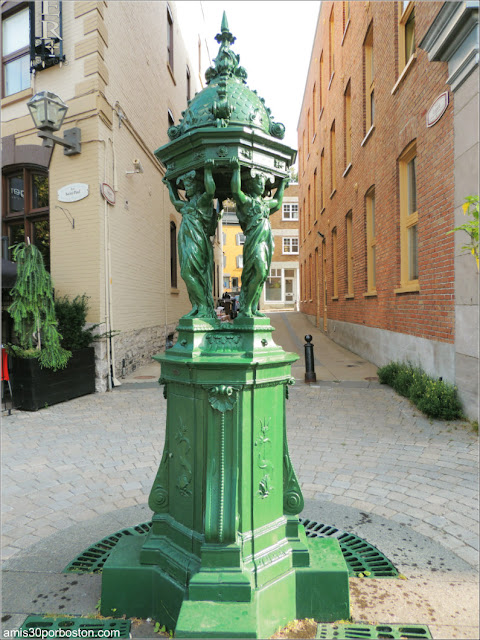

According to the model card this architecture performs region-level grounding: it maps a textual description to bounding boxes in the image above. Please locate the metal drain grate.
[63,522,152,573]
[19,616,131,638]
[64,519,398,578]
[299,519,399,578]
[316,623,432,638]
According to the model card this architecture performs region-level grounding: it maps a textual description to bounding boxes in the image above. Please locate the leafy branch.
[448,195,479,270]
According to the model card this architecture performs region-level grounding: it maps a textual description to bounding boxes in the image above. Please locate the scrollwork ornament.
[150,486,169,510]
[270,121,286,139]
[284,489,303,513]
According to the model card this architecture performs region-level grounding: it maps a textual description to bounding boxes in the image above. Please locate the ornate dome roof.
[167,13,285,141]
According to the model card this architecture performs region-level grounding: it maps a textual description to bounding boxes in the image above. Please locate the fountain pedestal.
[101,319,349,637]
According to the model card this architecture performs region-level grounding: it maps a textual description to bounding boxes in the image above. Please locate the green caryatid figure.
[163,160,218,318]
[230,157,289,317]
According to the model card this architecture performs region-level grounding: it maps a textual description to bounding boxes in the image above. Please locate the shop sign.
[101,183,116,205]
[58,183,89,202]
[30,1,65,71]
[426,92,449,128]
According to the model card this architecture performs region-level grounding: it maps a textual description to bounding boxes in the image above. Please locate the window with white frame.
[265,268,282,301]
[236,254,243,268]
[282,237,299,254]
[236,233,245,245]
[282,203,299,220]
[2,5,30,97]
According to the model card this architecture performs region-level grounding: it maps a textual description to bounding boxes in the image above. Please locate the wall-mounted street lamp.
[27,91,81,156]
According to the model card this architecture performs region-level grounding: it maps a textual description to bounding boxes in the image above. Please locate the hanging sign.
[101,183,116,205]
[426,92,449,128]
[58,183,89,202]
[30,1,65,71]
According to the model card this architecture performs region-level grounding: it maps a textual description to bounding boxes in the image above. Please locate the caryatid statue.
[230,157,289,318]
[163,159,218,319]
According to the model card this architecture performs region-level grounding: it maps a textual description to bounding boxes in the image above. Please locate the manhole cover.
[19,617,131,638]
[316,623,432,639]
[64,519,398,578]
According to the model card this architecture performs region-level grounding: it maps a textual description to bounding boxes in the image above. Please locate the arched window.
[2,166,50,270]
[170,221,177,288]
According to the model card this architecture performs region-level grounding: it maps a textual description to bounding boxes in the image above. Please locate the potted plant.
[7,242,96,410]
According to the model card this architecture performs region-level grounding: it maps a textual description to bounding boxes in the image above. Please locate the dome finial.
[215,11,235,46]
[221,11,229,33]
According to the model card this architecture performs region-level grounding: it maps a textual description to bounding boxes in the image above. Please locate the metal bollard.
[304,334,317,383]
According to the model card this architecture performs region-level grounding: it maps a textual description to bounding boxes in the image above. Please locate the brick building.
[1,1,218,390]
[261,183,300,311]
[298,1,478,418]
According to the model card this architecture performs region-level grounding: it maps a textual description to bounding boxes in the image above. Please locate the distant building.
[1,1,219,390]
[261,183,300,311]
[298,1,478,419]
[221,202,243,294]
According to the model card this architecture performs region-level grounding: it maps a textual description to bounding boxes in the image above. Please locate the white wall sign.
[426,92,449,128]
[58,183,89,202]
[101,182,116,205]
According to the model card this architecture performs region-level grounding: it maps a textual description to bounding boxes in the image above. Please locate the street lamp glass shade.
[27,91,68,132]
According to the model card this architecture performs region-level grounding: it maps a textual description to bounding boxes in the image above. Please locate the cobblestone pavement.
[2,382,478,567]
[1,313,478,638]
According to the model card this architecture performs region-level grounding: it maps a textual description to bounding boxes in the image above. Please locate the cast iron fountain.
[100,14,350,637]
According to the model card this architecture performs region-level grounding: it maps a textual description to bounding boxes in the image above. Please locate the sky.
[177,1,321,155]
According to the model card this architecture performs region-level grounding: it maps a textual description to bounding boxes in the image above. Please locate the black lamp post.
[27,91,81,156]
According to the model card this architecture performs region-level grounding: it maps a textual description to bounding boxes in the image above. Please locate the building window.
[314,168,318,222]
[231,276,239,289]
[364,25,374,132]
[312,84,316,135]
[319,52,324,111]
[344,81,352,167]
[2,167,50,270]
[302,198,306,240]
[282,203,298,220]
[265,268,282,302]
[346,211,354,296]
[366,187,376,292]
[186,66,191,102]
[308,184,311,229]
[307,109,311,154]
[399,2,415,71]
[282,237,299,255]
[399,141,418,286]
[167,4,174,70]
[343,1,350,35]
[236,254,243,268]
[308,254,313,300]
[320,149,325,210]
[330,121,336,194]
[329,7,335,80]
[235,232,245,245]
[332,227,338,298]
[2,5,30,97]
[167,109,175,128]
[223,254,226,268]
[170,221,177,288]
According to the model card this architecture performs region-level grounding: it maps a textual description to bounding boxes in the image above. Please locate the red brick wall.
[298,1,455,344]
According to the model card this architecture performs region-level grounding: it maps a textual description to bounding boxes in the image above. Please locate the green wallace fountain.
[101,14,350,637]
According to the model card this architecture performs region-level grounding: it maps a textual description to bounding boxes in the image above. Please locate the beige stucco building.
[2,1,222,390]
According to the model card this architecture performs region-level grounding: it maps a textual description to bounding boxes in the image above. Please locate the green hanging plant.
[7,242,71,371]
